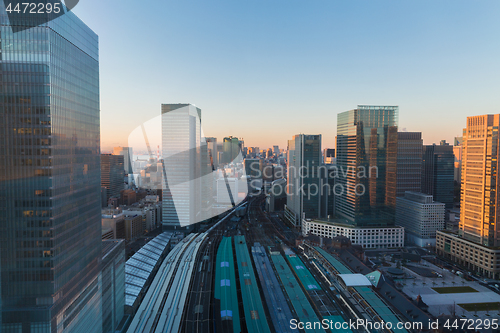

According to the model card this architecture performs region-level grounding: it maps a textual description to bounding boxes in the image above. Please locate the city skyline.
[69,0,500,151]
[3,1,500,331]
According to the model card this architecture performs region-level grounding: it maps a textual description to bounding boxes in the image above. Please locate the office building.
[101,240,125,333]
[102,209,126,240]
[320,164,337,219]
[120,189,136,206]
[453,137,463,184]
[396,192,445,247]
[302,218,404,249]
[436,231,500,279]
[266,148,273,159]
[200,138,214,217]
[0,6,102,331]
[396,132,423,197]
[458,115,500,247]
[222,136,240,165]
[101,187,108,208]
[273,145,280,156]
[113,147,133,174]
[238,139,245,157]
[101,154,125,201]
[205,137,218,169]
[244,158,263,179]
[436,114,500,279]
[323,148,335,164]
[267,178,287,212]
[284,134,322,227]
[421,143,454,209]
[123,213,143,241]
[335,105,399,227]
[161,104,202,230]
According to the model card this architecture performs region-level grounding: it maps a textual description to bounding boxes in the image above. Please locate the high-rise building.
[459,115,500,247]
[396,132,423,197]
[244,159,263,179]
[222,136,240,165]
[238,139,245,157]
[273,145,280,156]
[396,192,445,247]
[113,147,133,174]
[101,240,125,333]
[284,134,322,227]
[421,143,454,209]
[161,104,201,230]
[101,154,125,201]
[335,105,398,227]
[323,148,335,164]
[205,137,218,169]
[0,6,102,331]
[436,115,500,279]
[453,136,463,184]
[200,137,214,218]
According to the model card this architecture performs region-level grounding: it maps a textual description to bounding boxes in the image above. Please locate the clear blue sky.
[72,0,500,151]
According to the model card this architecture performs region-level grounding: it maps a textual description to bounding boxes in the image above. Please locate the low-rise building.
[102,208,126,239]
[123,213,143,241]
[436,230,500,279]
[266,178,286,212]
[396,191,445,247]
[302,218,404,249]
[121,189,137,206]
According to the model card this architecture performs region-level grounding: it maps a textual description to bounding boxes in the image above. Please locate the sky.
[71,0,500,152]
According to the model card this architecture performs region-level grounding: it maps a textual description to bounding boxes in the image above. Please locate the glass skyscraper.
[0,5,102,332]
[421,143,455,209]
[284,134,322,227]
[222,136,239,165]
[336,106,398,227]
[101,154,125,202]
[396,132,423,197]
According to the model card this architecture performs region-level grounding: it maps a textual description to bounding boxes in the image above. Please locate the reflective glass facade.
[0,4,101,332]
[101,154,125,201]
[396,132,423,197]
[336,106,398,227]
[421,144,454,209]
[285,134,322,226]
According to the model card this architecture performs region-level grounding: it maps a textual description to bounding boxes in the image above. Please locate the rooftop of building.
[437,230,500,251]
[102,239,124,259]
[304,217,403,229]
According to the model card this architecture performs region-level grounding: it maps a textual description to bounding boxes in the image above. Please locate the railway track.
[127,206,241,333]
